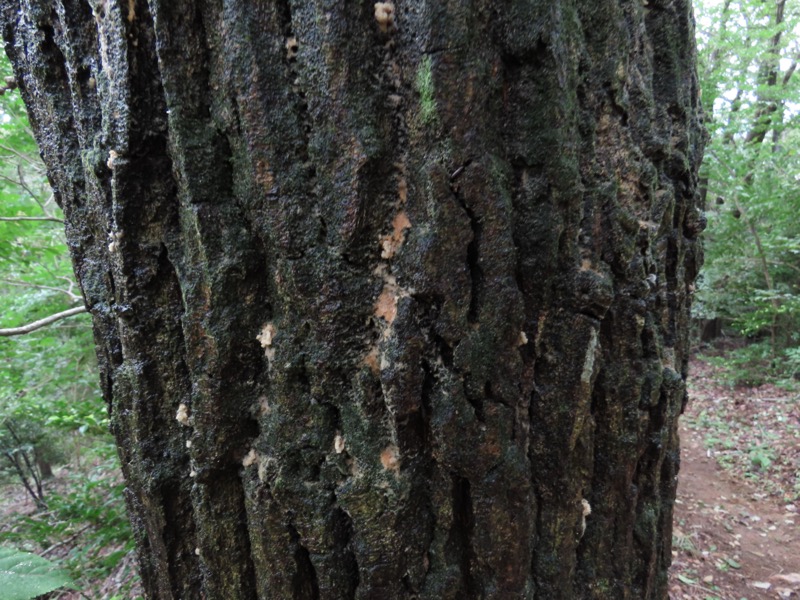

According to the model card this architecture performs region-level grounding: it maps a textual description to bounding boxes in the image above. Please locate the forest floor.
[2,356,799,599]
[669,358,800,600]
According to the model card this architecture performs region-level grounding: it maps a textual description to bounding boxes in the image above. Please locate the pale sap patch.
[372,267,414,374]
[334,433,345,454]
[242,449,258,468]
[375,283,399,324]
[107,231,122,253]
[374,2,395,32]
[638,219,658,230]
[380,211,412,259]
[581,329,599,385]
[380,444,400,472]
[257,323,277,362]
[580,498,592,538]
[362,346,380,375]
[257,323,276,348]
[176,403,190,426]
[373,271,413,327]
[107,149,119,170]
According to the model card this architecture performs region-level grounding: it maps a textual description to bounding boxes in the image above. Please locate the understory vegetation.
[0,0,797,598]
[0,50,138,599]
[694,0,800,385]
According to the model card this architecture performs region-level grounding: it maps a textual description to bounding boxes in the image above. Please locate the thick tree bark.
[1,1,705,598]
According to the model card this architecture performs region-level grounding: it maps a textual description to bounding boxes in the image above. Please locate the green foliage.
[0,50,138,596]
[0,318,104,500]
[0,43,104,478]
[703,341,774,387]
[695,0,800,379]
[0,546,74,600]
[1,448,136,595]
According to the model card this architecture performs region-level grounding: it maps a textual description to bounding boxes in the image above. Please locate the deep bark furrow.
[450,474,477,597]
[290,524,321,600]
[450,178,484,326]
[278,0,314,176]
[52,0,102,145]
[329,507,360,599]
[139,3,267,597]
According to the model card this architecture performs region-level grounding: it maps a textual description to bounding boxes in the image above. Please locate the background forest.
[0,0,798,598]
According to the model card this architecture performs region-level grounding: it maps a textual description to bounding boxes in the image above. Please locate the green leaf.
[677,574,697,585]
[724,557,742,569]
[0,546,75,600]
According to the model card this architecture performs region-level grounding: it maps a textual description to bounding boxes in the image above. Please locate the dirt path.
[669,361,800,600]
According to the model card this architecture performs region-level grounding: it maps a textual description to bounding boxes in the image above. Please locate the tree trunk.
[1,1,705,598]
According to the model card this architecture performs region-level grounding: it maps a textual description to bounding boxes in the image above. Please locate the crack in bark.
[422,45,468,56]
[529,488,544,598]
[448,165,483,325]
[289,524,321,600]
[160,480,198,596]
[331,507,360,599]
[463,374,486,423]
[447,474,477,598]
[282,25,315,176]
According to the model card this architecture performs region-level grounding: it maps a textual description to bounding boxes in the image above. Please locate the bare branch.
[16,164,49,212]
[743,0,788,147]
[0,142,43,168]
[1,278,82,302]
[0,170,54,217]
[0,217,64,223]
[0,306,88,337]
[41,524,93,557]
[782,56,798,87]
[0,215,64,223]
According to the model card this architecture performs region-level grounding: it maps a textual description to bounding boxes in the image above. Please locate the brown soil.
[669,360,800,600]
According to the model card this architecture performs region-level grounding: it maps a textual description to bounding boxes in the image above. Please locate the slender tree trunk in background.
[1,0,705,598]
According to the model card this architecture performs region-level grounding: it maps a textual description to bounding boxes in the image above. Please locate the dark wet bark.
[1,1,705,598]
